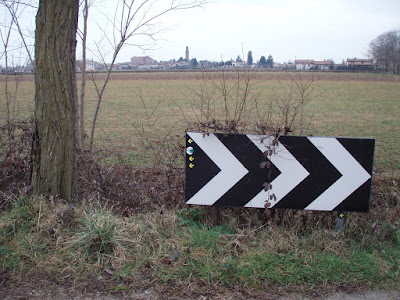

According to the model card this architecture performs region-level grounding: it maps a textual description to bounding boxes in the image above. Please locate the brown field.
[1,70,399,175]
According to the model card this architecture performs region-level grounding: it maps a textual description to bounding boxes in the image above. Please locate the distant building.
[295,59,332,70]
[232,61,247,68]
[130,56,155,66]
[314,60,331,71]
[176,61,190,69]
[275,62,295,70]
[295,59,314,70]
[346,58,374,67]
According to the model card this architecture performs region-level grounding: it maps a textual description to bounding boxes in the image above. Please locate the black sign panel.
[185,132,375,212]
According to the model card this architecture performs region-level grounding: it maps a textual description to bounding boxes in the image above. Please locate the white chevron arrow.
[244,135,310,208]
[186,132,248,205]
[305,137,371,211]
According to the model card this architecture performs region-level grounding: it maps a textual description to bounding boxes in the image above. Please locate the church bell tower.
[185,46,189,61]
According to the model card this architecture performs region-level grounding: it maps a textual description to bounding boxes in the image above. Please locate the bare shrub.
[182,69,317,137]
[182,69,261,134]
[0,119,32,210]
[271,72,319,135]
[76,148,184,215]
[125,88,186,211]
[0,121,184,216]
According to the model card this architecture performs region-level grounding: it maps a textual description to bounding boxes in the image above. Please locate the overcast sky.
[139,0,400,64]
[1,0,400,65]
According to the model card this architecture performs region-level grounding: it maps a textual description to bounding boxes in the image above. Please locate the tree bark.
[31,0,79,201]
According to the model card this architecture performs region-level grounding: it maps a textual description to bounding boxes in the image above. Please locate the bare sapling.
[182,69,260,134]
[77,0,90,146]
[273,72,319,136]
[0,0,35,155]
[133,88,184,170]
[86,0,207,152]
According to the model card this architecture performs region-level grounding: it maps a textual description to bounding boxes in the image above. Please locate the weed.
[176,206,207,226]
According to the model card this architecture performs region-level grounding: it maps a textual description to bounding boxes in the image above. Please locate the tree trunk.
[31,0,79,201]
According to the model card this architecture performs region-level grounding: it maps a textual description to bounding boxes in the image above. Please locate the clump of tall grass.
[65,203,129,266]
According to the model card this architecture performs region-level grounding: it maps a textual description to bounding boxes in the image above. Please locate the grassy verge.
[1,195,399,295]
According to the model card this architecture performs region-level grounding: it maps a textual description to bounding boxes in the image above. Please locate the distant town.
[80,46,376,72]
[1,46,376,74]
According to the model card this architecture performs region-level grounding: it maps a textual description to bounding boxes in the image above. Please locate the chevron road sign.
[184,132,375,212]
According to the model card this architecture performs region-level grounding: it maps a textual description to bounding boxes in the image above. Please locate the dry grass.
[79,71,400,175]
[0,195,398,297]
[1,70,399,173]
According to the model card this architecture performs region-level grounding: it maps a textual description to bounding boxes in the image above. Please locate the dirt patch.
[1,270,399,300]
[1,276,399,300]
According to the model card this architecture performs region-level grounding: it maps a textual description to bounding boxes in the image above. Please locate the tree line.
[369,29,400,74]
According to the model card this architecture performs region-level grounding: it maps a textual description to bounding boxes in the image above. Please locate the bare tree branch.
[1,0,35,67]
[88,0,207,151]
